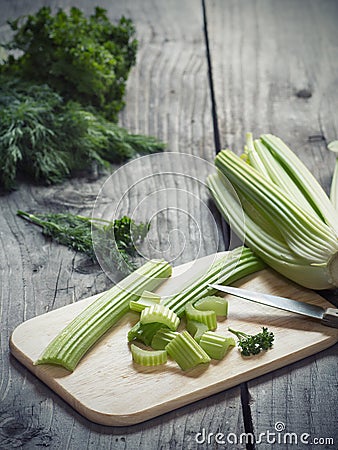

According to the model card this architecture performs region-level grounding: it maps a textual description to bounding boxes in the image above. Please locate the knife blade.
[208,284,338,328]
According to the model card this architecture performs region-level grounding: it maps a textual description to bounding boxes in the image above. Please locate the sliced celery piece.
[140,304,180,330]
[166,331,210,371]
[131,344,167,366]
[186,320,209,343]
[128,247,265,344]
[129,290,161,312]
[151,328,178,350]
[199,331,235,360]
[185,302,217,330]
[35,260,172,371]
[195,295,228,317]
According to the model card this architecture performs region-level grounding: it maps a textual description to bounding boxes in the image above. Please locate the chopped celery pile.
[128,248,266,371]
[128,247,265,345]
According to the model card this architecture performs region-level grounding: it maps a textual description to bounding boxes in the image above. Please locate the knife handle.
[321,308,338,328]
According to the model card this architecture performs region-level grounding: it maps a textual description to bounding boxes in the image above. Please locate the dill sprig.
[0,7,165,191]
[0,78,165,190]
[17,210,149,274]
[228,327,275,356]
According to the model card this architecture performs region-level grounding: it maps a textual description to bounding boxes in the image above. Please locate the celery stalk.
[261,134,338,234]
[186,321,209,343]
[129,290,161,312]
[207,134,338,289]
[195,295,228,316]
[35,259,172,371]
[331,161,338,212]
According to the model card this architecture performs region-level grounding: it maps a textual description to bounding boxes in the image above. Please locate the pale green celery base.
[255,250,336,290]
[208,173,337,290]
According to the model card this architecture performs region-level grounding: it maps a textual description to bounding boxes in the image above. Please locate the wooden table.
[1,1,337,448]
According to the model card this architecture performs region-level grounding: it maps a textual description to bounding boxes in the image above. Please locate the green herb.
[0,77,164,190]
[1,6,137,121]
[228,327,274,356]
[17,210,149,274]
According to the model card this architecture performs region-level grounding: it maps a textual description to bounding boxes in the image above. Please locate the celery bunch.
[207,134,338,290]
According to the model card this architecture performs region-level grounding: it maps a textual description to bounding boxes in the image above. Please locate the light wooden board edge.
[9,262,338,426]
[9,329,338,426]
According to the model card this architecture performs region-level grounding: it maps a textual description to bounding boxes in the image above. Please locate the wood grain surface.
[0,0,337,449]
[206,1,338,447]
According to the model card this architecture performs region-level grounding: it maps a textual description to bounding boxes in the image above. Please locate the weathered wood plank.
[206,0,338,445]
[0,1,243,449]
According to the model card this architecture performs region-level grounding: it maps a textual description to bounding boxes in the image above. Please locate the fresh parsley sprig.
[228,327,274,356]
[2,6,137,121]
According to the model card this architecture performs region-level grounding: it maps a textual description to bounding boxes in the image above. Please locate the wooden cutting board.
[10,252,338,426]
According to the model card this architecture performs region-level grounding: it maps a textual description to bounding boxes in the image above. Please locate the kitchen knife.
[208,284,338,328]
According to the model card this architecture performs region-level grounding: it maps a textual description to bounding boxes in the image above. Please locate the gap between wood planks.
[201,1,255,449]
